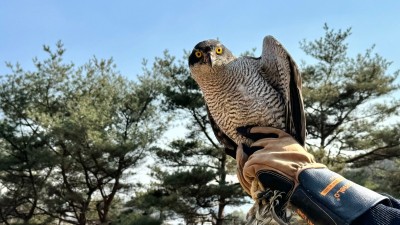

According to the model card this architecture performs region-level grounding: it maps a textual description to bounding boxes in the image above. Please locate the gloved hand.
[236,126,390,225]
[236,126,325,224]
[236,126,325,198]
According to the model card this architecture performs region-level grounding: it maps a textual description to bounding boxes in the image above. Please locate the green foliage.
[0,42,166,224]
[300,24,400,197]
[1,24,399,225]
[116,213,162,225]
[300,24,400,166]
[342,159,400,198]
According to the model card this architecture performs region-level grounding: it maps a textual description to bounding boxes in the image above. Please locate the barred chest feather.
[197,59,286,146]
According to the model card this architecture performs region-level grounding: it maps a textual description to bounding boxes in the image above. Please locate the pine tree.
[300,24,400,195]
[300,24,399,166]
[0,42,167,224]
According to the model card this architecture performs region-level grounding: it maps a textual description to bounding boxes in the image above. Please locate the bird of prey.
[188,36,305,156]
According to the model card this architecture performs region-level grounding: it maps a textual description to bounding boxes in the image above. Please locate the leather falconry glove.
[236,126,390,225]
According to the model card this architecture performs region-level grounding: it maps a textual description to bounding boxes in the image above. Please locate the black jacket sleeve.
[352,195,400,225]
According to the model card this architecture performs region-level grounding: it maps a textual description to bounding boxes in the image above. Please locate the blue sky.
[1,0,399,217]
[1,1,400,80]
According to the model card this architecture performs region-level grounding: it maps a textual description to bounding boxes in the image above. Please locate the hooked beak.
[204,52,216,67]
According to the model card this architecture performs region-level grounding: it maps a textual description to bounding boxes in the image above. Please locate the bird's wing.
[260,36,306,146]
[206,105,238,158]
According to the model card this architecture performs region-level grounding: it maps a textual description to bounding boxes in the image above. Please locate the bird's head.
[188,40,235,79]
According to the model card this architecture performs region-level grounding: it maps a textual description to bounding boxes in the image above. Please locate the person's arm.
[353,195,400,225]
[235,126,399,225]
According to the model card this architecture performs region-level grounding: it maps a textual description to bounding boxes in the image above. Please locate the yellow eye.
[195,51,202,58]
[216,47,223,55]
